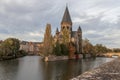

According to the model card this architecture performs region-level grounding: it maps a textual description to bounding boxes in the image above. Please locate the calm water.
[0,56,114,80]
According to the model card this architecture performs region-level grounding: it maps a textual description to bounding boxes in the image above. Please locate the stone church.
[54,6,82,54]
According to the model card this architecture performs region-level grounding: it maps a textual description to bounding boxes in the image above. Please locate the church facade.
[54,6,82,54]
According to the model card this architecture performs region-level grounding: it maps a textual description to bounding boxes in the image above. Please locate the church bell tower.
[61,6,72,33]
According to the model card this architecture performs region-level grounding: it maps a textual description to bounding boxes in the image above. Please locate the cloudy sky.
[0,0,120,48]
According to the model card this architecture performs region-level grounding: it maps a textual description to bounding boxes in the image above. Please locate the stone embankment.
[71,58,120,80]
[44,55,69,61]
[44,54,83,61]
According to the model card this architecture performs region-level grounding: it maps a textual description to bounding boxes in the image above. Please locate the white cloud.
[0,0,120,48]
[29,32,44,37]
[73,17,87,23]
[83,28,120,48]
[101,7,120,24]
[84,30,97,34]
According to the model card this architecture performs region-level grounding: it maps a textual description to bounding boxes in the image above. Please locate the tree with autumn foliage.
[43,24,53,56]
[82,39,93,54]
[0,38,20,58]
[82,39,96,58]
[68,42,76,59]
[62,28,70,46]
[94,44,108,54]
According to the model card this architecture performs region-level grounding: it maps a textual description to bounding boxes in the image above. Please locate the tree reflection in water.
[0,56,114,80]
[0,59,19,80]
[43,59,82,80]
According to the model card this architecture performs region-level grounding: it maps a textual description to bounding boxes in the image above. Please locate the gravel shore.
[71,58,120,80]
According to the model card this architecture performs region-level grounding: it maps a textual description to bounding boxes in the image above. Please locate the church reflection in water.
[0,56,114,80]
[43,59,82,80]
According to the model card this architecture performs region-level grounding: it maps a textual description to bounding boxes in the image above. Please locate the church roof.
[56,28,59,33]
[78,26,82,32]
[61,6,72,24]
[71,31,77,37]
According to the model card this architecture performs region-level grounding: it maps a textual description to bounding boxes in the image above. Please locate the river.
[0,56,114,80]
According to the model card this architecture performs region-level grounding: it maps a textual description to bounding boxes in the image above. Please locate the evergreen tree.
[60,44,69,55]
[53,42,69,56]
[53,41,61,56]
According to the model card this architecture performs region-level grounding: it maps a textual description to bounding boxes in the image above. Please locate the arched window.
[63,26,65,29]
[67,26,69,29]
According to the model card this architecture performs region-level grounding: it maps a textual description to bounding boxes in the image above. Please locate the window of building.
[63,26,65,29]
[67,26,69,29]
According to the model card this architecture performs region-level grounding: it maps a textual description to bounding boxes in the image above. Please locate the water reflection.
[0,56,114,80]
[0,59,19,80]
[82,58,114,72]
[42,60,82,80]
[16,56,43,80]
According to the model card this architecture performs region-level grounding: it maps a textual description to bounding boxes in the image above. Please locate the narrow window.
[63,26,65,29]
[67,26,69,29]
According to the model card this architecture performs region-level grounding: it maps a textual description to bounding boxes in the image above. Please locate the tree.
[53,41,61,56]
[113,48,120,53]
[68,42,76,59]
[62,28,70,46]
[60,43,69,55]
[82,39,94,54]
[94,44,108,54]
[43,24,53,56]
[0,38,20,57]
[53,41,69,56]
[82,39,96,58]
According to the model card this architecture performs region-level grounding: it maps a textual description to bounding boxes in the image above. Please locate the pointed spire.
[61,6,72,25]
[56,27,59,34]
[78,26,82,32]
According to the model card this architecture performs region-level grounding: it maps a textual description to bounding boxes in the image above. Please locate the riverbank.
[44,54,83,61]
[0,55,26,61]
[0,50,27,61]
[71,58,120,80]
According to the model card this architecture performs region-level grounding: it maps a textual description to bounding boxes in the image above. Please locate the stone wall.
[71,58,120,80]
[44,54,83,61]
[44,55,69,61]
